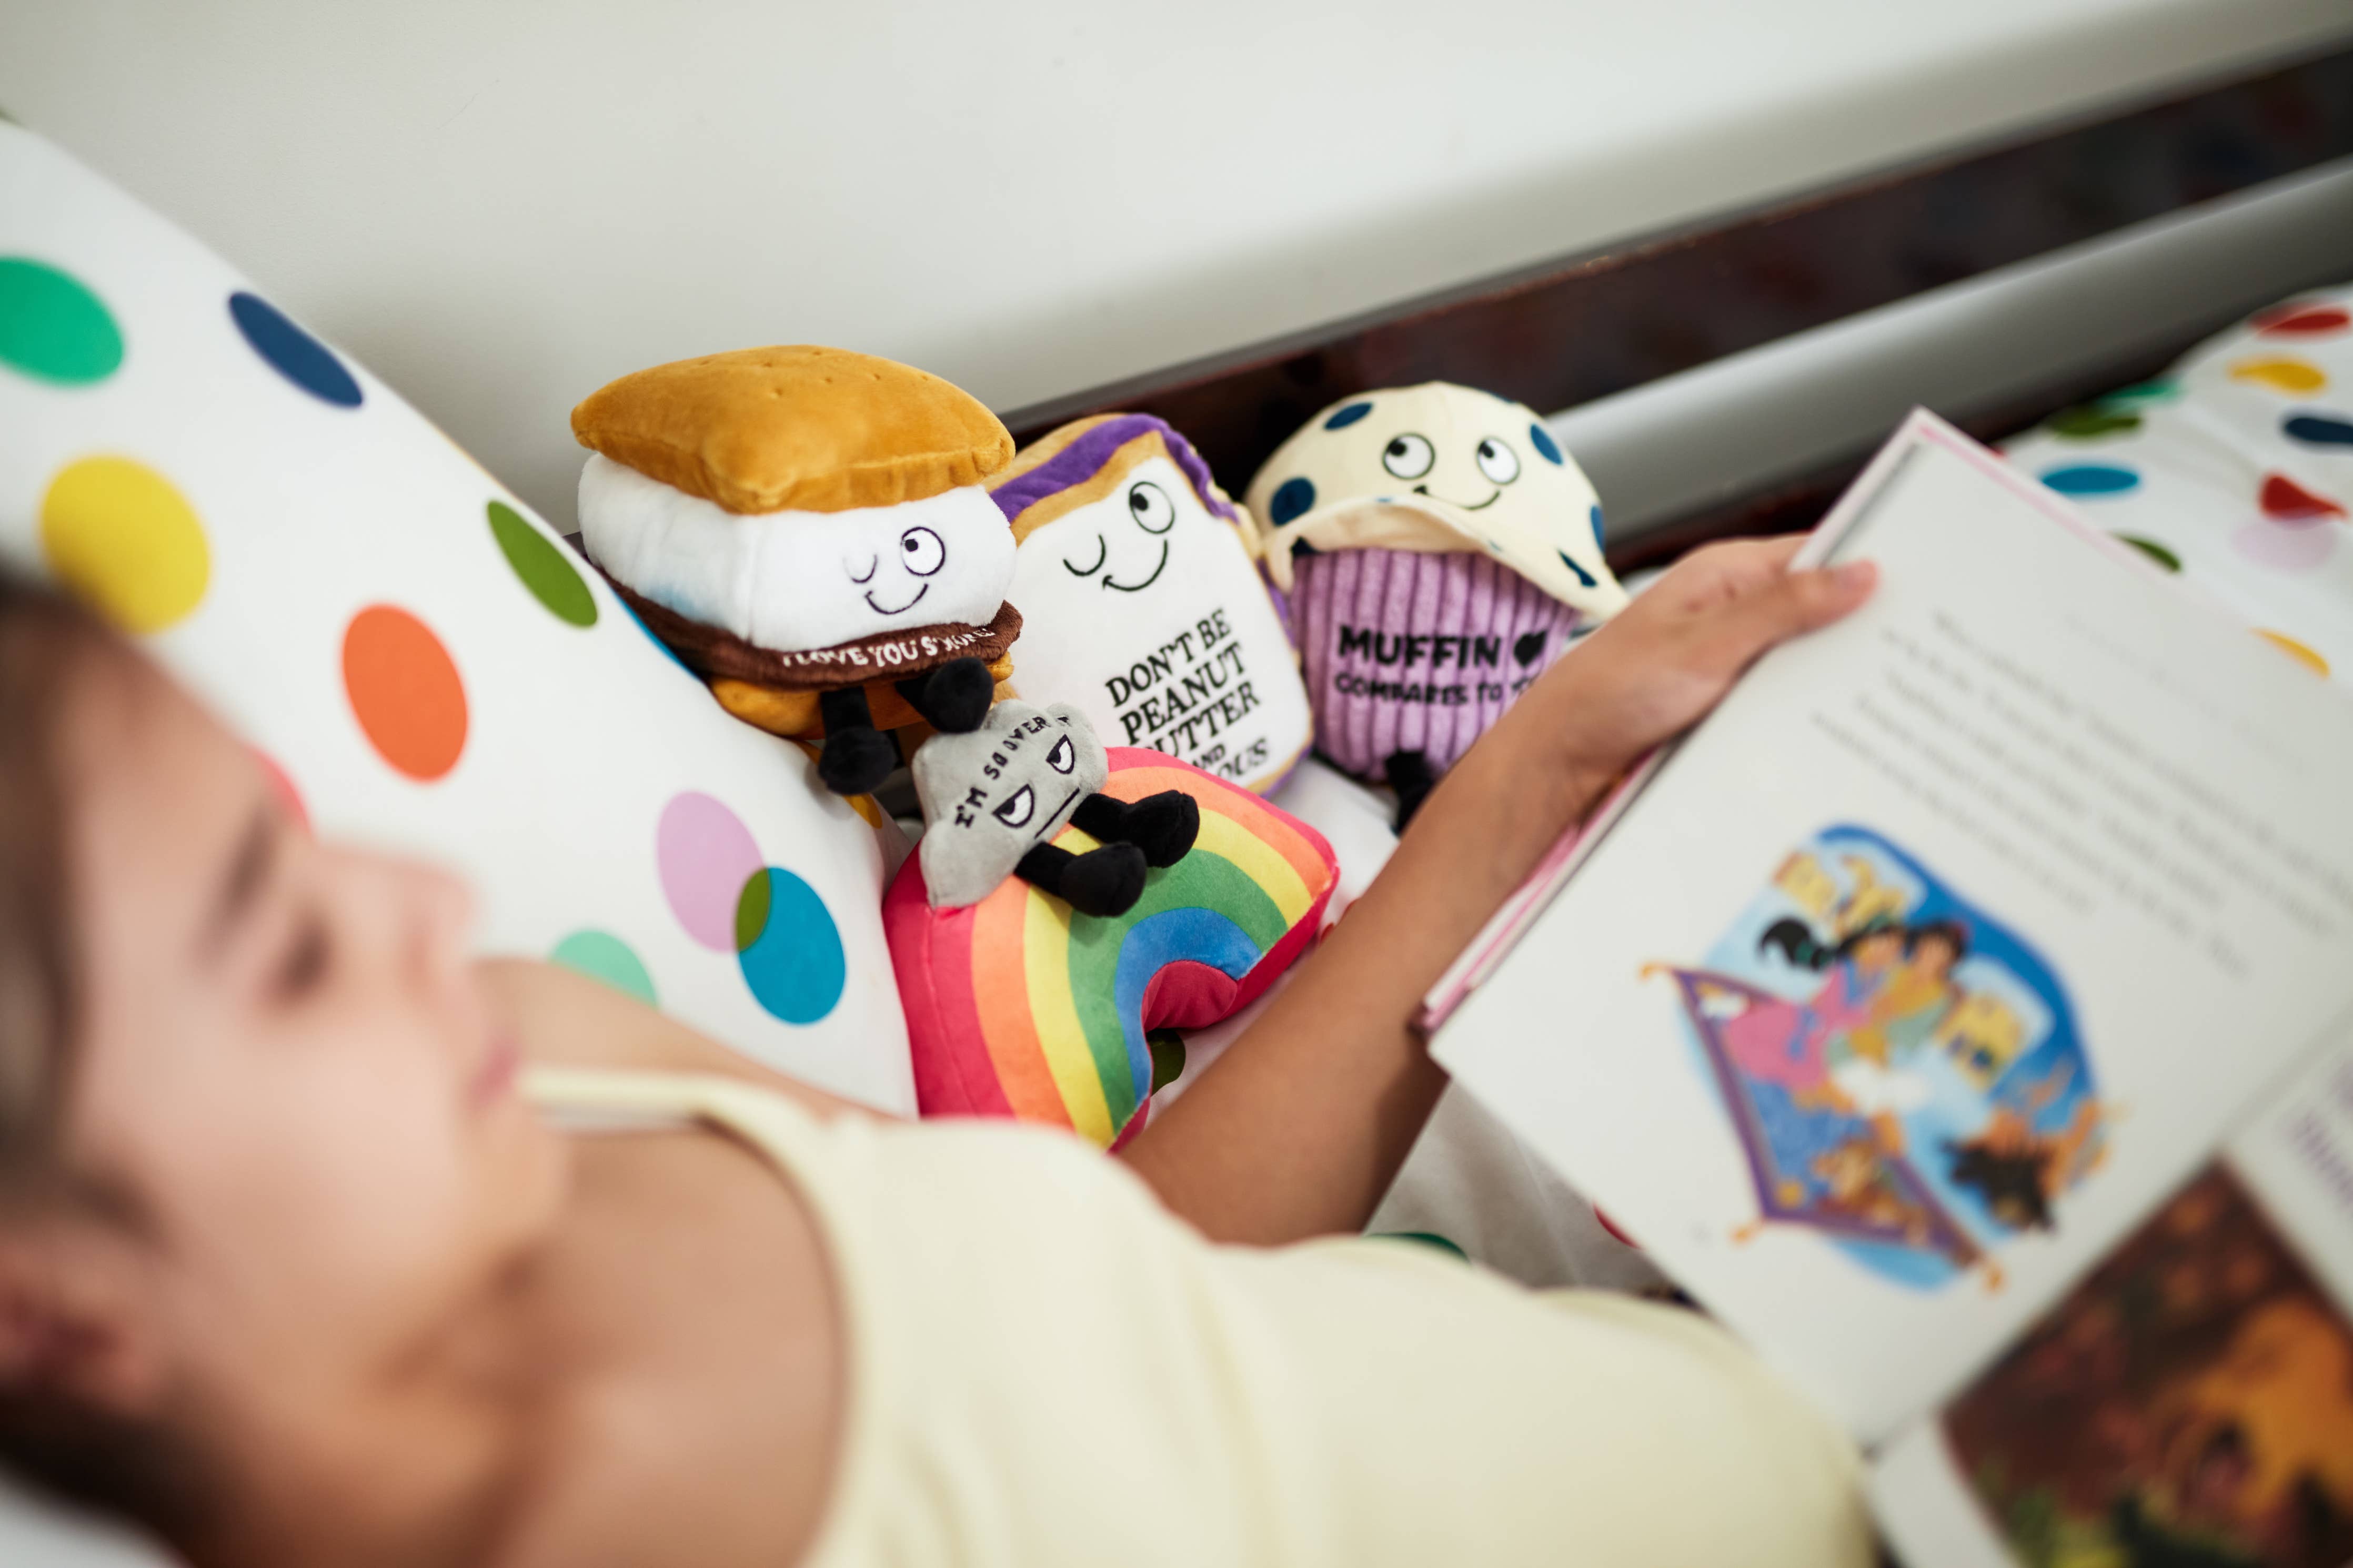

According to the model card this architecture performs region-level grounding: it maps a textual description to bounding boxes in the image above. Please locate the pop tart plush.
[990,415,1313,793]
[1248,382,1629,823]
[574,346,1022,797]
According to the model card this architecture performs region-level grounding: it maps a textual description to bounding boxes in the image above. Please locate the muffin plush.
[575,346,1022,795]
[1246,382,1627,822]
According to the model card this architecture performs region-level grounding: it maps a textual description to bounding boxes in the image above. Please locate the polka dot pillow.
[2004,287,2353,683]
[0,123,914,1111]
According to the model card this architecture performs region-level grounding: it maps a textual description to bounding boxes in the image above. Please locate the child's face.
[49,652,565,1406]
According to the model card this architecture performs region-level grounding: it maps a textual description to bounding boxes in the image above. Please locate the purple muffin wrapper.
[1292,548,1582,780]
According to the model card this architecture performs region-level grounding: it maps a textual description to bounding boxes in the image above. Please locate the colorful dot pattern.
[736,866,847,1024]
[2228,358,2328,396]
[658,791,764,952]
[254,747,310,832]
[2007,288,2353,682]
[229,290,361,407]
[552,929,658,1005]
[343,605,469,780]
[654,790,845,1023]
[2039,463,2139,497]
[0,257,123,383]
[2285,414,2353,449]
[0,147,870,1094]
[488,500,596,626]
[39,454,210,632]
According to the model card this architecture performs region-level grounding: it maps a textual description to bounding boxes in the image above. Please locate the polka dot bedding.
[2004,289,2353,683]
[0,124,914,1111]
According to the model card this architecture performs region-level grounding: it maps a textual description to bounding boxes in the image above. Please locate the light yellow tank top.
[527,1066,1868,1567]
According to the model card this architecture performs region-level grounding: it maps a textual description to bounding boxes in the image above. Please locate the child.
[0,538,1877,1567]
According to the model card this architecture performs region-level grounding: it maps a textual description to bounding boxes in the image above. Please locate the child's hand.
[1514,535,1876,802]
[1135,533,1872,1243]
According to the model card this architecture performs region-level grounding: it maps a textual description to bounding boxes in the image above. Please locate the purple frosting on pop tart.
[991,413,1241,525]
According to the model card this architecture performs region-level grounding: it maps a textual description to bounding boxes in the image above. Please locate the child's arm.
[1121,537,1876,1245]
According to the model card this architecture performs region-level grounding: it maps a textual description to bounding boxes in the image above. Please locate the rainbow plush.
[884,748,1339,1145]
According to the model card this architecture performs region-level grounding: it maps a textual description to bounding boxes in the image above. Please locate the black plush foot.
[1386,748,1436,831]
[1115,790,1199,867]
[900,657,995,734]
[1020,841,1147,917]
[1071,789,1198,867]
[1060,843,1148,917]
[817,723,898,796]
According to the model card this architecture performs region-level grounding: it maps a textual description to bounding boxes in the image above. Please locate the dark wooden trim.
[999,41,2353,501]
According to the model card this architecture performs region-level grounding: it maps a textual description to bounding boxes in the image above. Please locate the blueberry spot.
[1290,538,1321,558]
[1557,550,1597,588]
[2039,463,2139,497]
[1270,476,1316,526]
[1588,504,1605,551]
[1530,423,1564,464]
[2284,413,2353,448]
[229,291,361,407]
[1323,401,1374,430]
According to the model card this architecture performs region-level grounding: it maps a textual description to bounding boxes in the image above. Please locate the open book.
[1427,410,2353,1566]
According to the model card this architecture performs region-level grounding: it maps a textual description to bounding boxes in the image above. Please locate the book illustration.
[1943,1167,2353,1567]
[1650,824,2108,1290]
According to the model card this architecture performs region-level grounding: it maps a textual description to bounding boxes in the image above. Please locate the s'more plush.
[1248,382,1629,824]
[574,346,1022,796]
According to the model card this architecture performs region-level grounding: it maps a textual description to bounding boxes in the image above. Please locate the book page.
[1433,414,2353,1441]
[1874,1036,2353,1567]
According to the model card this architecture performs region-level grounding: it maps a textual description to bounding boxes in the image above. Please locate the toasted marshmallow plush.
[580,453,1015,654]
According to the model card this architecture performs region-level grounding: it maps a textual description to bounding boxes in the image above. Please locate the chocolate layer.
[604,572,1021,692]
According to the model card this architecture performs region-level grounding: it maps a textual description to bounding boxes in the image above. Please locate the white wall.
[4,1,2347,530]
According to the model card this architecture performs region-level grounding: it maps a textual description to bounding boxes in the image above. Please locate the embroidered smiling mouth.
[1411,484,1500,511]
[864,582,929,615]
[1103,540,1170,593]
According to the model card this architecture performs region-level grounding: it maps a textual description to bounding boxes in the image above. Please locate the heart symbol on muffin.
[1513,631,1547,667]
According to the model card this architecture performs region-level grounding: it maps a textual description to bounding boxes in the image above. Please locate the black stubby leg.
[816,686,899,796]
[1386,748,1435,831]
[1017,841,1148,918]
[897,657,995,734]
[1072,790,1198,868]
